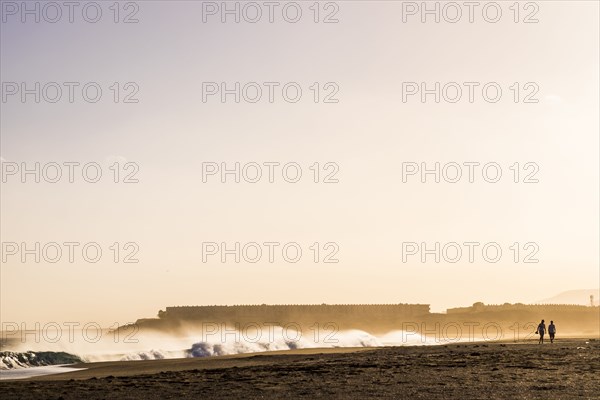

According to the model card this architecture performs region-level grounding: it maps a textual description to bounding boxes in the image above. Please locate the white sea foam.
[0,365,85,380]
[1,326,478,375]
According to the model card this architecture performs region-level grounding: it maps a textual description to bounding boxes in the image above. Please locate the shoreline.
[2,337,596,382]
[2,347,374,382]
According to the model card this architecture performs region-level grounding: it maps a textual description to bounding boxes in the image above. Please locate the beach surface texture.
[1,339,598,399]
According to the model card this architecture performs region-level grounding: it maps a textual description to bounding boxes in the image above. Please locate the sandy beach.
[1,339,598,399]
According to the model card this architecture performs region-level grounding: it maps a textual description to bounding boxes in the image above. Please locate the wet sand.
[1,339,598,399]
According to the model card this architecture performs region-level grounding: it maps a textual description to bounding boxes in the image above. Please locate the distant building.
[159,303,431,321]
[447,302,594,314]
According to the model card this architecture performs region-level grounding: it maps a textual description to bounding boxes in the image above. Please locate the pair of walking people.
[536,320,556,344]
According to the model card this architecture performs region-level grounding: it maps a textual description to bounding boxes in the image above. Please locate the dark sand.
[1,339,598,399]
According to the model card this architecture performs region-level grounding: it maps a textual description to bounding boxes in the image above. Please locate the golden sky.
[1,1,598,326]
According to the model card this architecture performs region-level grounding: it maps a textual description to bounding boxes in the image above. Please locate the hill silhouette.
[536,289,599,306]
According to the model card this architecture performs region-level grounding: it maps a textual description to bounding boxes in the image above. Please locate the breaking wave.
[0,351,83,370]
[2,328,456,368]
[114,329,381,361]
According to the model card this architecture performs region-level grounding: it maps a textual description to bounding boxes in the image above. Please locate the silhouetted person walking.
[548,321,556,343]
[537,319,546,344]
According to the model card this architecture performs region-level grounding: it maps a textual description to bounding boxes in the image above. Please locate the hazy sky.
[1,1,598,326]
